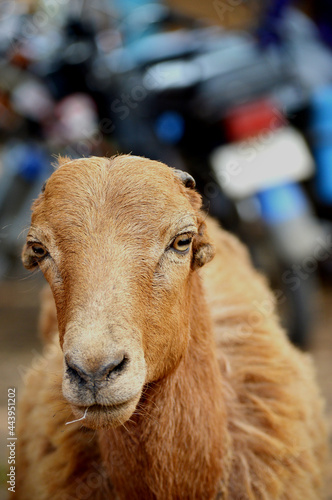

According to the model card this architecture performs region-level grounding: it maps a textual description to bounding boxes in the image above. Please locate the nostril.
[65,356,89,384]
[64,353,129,385]
[103,354,128,379]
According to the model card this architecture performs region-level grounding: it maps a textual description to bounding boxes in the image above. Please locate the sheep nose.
[65,353,127,385]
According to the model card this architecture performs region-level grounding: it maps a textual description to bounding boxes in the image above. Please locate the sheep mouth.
[69,397,139,429]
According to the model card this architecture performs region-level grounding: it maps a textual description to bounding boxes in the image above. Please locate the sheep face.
[22,155,214,429]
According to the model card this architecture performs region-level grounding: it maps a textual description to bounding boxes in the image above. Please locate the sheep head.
[22,155,214,429]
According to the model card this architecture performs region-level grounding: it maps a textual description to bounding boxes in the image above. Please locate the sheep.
[15,154,327,500]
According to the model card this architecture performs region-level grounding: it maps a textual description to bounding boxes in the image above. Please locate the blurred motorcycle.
[102,2,332,346]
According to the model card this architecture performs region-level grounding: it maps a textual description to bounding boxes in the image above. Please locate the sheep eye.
[171,234,193,253]
[31,244,48,259]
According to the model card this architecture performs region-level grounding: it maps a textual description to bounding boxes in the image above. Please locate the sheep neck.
[99,273,228,500]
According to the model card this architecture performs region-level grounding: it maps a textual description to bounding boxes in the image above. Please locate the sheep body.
[14,156,327,499]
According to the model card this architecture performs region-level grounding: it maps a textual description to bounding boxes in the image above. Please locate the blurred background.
[0,0,332,497]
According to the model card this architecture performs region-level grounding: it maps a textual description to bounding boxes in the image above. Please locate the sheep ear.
[192,220,215,269]
[173,169,203,210]
[174,169,196,189]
